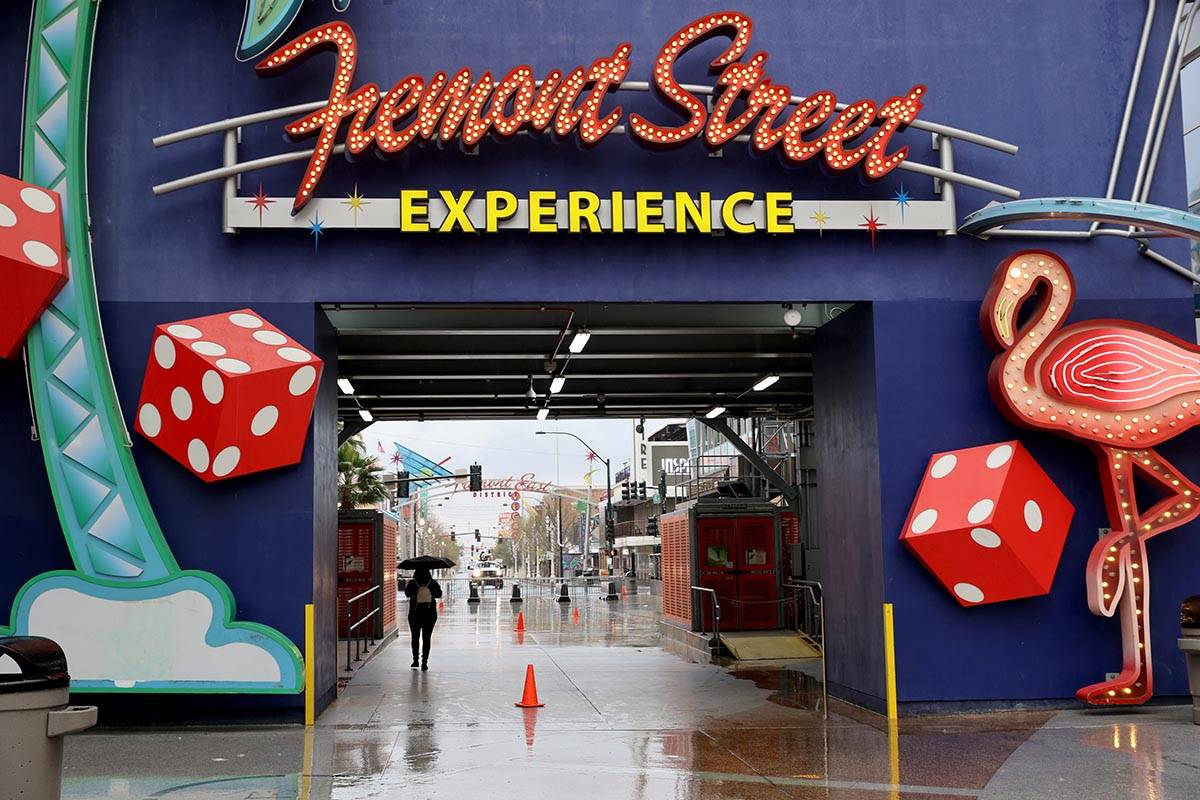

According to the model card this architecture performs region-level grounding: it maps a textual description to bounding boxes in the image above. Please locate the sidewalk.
[60,593,1200,799]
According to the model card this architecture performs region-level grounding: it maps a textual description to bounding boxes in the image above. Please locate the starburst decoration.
[246,182,274,228]
[586,451,598,462]
[893,183,910,224]
[810,207,829,237]
[341,184,369,228]
[308,214,325,252]
[859,207,885,252]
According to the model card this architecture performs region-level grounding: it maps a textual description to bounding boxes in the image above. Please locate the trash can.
[0,637,98,800]
[1179,596,1200,726]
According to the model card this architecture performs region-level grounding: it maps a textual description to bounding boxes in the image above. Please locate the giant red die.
[900,441,1074,606]
[0,175,67,359]
[133,309,323,482]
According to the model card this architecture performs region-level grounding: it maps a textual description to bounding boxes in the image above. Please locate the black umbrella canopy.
[399,555,456,570]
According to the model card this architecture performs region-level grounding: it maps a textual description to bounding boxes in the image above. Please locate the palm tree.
[338,437,387,509]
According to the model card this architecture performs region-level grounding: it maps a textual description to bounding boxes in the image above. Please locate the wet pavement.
[62,590,1200,799]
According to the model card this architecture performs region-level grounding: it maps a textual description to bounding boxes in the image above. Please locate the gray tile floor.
[60,591,1200,799]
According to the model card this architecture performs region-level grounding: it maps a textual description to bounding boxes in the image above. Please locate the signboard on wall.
[154,11,1021,237]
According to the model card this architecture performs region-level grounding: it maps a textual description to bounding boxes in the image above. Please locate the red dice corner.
[0,174,67,359]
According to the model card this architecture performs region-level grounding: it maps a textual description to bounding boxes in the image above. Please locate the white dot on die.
[138,404,161,437]
[1024,500,1043,532]
[216,358,251,374]
[251,405,279,436]
[970,528,1001,549]
[954,582,985,604]
[930,454,957,478]
[167,324,202,339]
[986,444,1014,469]
[170,387,193,420]
[967,498,994,524]
[277,347,311,363]
[289,365,316,395]
[0,202,15,227]
[20,186,56,213]
[212,446,241,477]
[202,370,224,404]
[187,439,210,473]
[23,240,58,267]
[153,335,176,369]
[191,341,227,357]
[229,313,263,329]
[910,508,938,534]
[253,330,287,346]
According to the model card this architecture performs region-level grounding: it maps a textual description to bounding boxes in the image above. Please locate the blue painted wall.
[0,1,1197,709]
[814,304,886,712]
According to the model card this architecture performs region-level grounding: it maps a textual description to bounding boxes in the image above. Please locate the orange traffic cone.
[514,611,526,632]
[572,607,579,625]
[515,664,545,708]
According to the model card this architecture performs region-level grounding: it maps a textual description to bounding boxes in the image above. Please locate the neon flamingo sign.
[983,250,1200,705]
[255,11,926,213]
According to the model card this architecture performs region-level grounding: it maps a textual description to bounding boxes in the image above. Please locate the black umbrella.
[399,555,456,570]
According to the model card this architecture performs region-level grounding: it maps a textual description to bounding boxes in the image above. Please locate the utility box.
[660,499,783,632]
[337,510,398,639]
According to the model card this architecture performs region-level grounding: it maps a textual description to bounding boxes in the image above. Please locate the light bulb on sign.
[358,408,373,422]
[705,406,726,419]
[550,375,566,394]
[337,378,355,394]
[537,407,550,421]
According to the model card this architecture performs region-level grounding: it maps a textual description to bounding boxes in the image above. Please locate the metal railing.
[344,584,380,672]
[786,578,827,719]
[690,586,721,652]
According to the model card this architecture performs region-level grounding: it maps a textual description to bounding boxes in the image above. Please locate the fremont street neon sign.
[257,11,926,214]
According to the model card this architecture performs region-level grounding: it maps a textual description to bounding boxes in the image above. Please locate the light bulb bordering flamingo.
[981,249,1200,705]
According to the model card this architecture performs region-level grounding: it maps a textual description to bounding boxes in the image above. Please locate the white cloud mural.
[26,586,283,687]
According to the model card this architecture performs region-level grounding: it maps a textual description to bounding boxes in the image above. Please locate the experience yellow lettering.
[395,190,798,233]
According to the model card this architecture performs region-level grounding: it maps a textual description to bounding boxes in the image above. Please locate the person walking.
[404,567,442,670]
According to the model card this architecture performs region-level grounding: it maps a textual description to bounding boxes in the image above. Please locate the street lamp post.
[536,430,613,574]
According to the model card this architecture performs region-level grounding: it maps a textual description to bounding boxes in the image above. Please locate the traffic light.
[620,484,630,502]
[474,529,481,542]
[398,471,410,498]
[638,481,647,499]
[658,472,667,501]
[469,463,482,491]
[646,516,659,536]
[605,516,615,545]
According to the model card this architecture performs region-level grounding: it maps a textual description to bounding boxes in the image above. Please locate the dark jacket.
[404,578,442,616]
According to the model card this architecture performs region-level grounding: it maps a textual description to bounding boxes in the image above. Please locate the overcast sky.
[361,418,680,539]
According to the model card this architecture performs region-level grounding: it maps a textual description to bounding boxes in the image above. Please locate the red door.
[696,515,778,631]
[697,517,737,630]
[735,516,778,630]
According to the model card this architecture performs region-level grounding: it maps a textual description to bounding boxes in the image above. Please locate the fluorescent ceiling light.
[337,378,355,395]
[358,408,373,422]
[549,375,566,394]
[536,407,549,421]
[568,329,591,353]
[705,406,726,419]
[752,374,779,392]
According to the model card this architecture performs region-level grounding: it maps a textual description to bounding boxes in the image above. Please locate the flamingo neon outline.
[981,249,1200,705]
